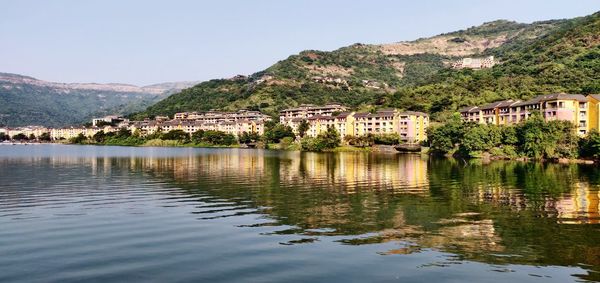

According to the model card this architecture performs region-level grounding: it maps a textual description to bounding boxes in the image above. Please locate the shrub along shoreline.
[427,112,600,163]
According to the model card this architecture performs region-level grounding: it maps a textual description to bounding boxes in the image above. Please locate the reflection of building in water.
[147,152,267,184]
[122,151,430,194]
[475,185,528,211]
[553,182,600,224]
[473,180,600,224]
[279,152,429,193]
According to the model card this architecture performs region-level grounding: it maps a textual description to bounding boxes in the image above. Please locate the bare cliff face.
[377,35,509,56]
[374,20,563,56]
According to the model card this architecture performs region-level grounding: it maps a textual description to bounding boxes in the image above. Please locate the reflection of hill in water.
[2,150,600,280]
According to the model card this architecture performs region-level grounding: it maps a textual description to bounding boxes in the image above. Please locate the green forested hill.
[136,12,599,121]
[0,73,199,127]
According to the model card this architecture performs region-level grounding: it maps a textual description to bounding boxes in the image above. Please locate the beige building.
[50,126,117,140]
[174,110,271,123]
[452,56,496,69]
[6,126,50,139]
[279,104,348,123]
[130,120,161,135]
[156,119,264,137]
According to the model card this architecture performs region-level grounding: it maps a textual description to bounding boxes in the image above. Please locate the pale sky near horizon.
[1,0,599,86]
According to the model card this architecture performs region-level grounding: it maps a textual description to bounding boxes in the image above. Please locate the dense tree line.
[0,132,51,142]
[427,112,600,160]
[71,128,241,147]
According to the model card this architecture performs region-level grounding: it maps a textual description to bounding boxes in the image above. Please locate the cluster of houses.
[459,93,600,136]
[135,110,271,137]
[1,104,429,143]
[279,104,429,143]
[1,110,272,141]
[0,126,50,140]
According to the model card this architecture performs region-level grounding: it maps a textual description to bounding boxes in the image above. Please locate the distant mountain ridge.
[0,73,199,127]
[0,73,197,94]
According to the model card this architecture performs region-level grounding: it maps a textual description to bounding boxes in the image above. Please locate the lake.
[0,144,599,282]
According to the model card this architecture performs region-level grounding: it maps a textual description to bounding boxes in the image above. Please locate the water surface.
[1,144,599,282]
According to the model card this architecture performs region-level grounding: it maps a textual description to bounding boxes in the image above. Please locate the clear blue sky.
[1,0,598,86]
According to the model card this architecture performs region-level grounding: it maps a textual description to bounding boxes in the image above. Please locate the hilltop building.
[452,56,496,69]
[92,115,128,127]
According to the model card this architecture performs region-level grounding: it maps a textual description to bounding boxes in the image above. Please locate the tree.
[69,133,87,144]
[263,123,295,143]
[39,132,51,141]
[12,133,28,141]
[238,132,261,144]
[344,135,373,147]
[460,124,502,155]
[93,131,106,143]
[161,130,190,142]
[114,128,132,139]
[202,130,236,145]
[301,126,340,151]
[580,130,600,158]
[0,132,8,141]
[427,114,465,153]
[191,130,205,143]
[320,126,341,149]
[517,112,558,159]
[297,120,310,138]
[502,126,519,145]
[29,134,36,141]
[373,133,400,145]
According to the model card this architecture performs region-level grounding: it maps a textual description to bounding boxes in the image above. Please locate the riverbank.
[28,139,427,154]
[440,150,597,165]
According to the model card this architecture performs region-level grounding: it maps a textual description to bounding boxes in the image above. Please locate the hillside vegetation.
[136,12,599,121]
[0,73,198,127]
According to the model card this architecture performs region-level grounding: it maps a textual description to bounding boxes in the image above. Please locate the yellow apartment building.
[459,93,595,136]
[586,95,600,132]
[289,109,429,143]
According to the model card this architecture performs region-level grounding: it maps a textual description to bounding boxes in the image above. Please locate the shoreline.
[1,141,406,154]
[4,142,597,163]
[437,152,597,165]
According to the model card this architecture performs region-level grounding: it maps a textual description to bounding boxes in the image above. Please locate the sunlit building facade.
[459,93,594,136]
